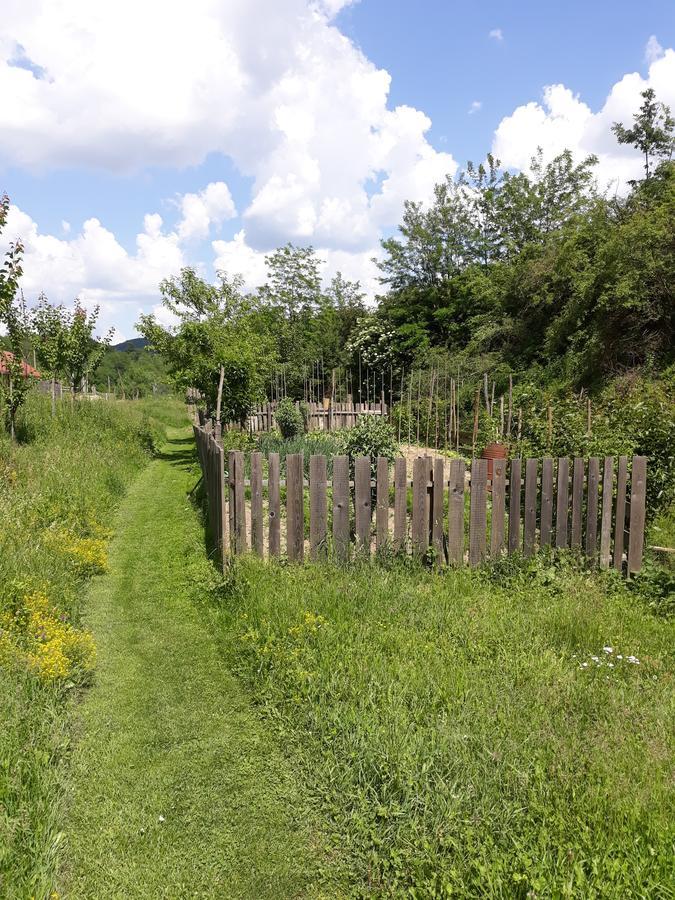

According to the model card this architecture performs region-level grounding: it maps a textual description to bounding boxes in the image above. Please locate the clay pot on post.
[482,441,508,483]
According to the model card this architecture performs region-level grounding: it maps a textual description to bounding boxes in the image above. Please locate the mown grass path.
[60,429,328,899]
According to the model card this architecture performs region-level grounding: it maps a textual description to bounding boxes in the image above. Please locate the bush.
[342,415,399,476]
[275,398,305,440]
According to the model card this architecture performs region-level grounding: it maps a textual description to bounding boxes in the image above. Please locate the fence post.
[310,455,328,560]
[234,450,247,554]
[355,456,372,556]
[571,458,584,549]
[268,452,281,557]
[250,451,264,556]
[228,450,236,552]
[613,456,628,571]
[332,455,350,562]
[469,458,487,566]
[412,457,428,558]
[627,456,647,574]
[432,457,445,565]
[490,458,506,557]
[286,453,304,562]
[555,457,569,548]
[508,458,521,554]
[376,456,390,553]
[393,457,407,552]
[540,458,553,547]
[448,459,465,564]
[586,457,600,560]
[599,456,614,569]
[523,458,537,557]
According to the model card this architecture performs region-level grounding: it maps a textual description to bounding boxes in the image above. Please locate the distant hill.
[111,337,149,352]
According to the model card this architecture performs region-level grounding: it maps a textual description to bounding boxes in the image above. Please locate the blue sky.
[1,0,673,340]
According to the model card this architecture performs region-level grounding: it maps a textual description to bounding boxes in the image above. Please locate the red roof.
[0,351,41,379]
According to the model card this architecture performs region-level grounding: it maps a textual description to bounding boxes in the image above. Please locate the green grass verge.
[215,554,675,898]
[60,427,342,898]
[0,395,184,898]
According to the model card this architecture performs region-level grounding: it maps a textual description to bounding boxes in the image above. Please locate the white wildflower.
[603,647,613,654]
[158,815,166,823]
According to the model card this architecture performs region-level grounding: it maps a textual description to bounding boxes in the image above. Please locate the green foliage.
[342,415,399,474]
[138,268,274,423]
[0,195,33,438]
[274,397,305,439]
[219,556,675,897]
[612,87,675,180]
[93,346,170,398]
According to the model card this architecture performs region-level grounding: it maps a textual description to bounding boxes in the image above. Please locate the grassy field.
[0,395,181,898]
[215,553,675,898]
[61,426,341,897]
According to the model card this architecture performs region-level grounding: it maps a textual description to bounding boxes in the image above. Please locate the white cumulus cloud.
[493,49,675,189]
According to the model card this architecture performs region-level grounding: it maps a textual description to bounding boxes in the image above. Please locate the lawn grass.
[0,395,184,898]
[215,554,675,897]
[60,426,343,898]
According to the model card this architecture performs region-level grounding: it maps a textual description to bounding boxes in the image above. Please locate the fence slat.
[508,458,521,555]
[250,451,264,556]
[412,457,428,557]
[469,458,487,566]
[268,452,281,557]
[310,455,327,560]
[355,456,372,556]
[571,458,584,549]
[286,453,304,562]
[613,455,628,571]
[393,457,407,552]
[585,457,600,559]
[523,458,538,557]
[540,458,553,548]
[228,450,236,552]
[555,457,569,548]
[332,455,350,562]
[627,456,647,574]
[490,458,506,557]
[234,450,247,554]
[432,458,445,565]
[599,456,613,569]
[376,457,390,552]
[448,459,465,565]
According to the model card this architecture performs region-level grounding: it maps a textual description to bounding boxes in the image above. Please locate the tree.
[612,88,674,180]
[138,268,275,424]
[0,194,33,439]
[31,296,69,415]
[62,303,113,395]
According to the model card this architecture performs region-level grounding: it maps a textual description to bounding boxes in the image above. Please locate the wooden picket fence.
[246,398,386,433]
[193,425,648,575]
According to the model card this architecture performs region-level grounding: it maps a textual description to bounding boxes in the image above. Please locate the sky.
[0,0,673,342]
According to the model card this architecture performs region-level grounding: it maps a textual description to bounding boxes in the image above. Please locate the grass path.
[60,429,330,899]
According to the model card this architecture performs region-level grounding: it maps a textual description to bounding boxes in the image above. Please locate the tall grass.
[0,394,184,899]
[216,555,675,898]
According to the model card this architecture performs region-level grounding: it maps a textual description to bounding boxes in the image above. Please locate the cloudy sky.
[1,0,673,341]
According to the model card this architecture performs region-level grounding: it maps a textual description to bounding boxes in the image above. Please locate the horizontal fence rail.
[245,398,386,433]
[193,425,647,575]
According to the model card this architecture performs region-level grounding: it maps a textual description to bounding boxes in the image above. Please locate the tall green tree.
[138,268,275,424]
[612,88,674,179]
[62,303,113,395]
[0,194,33,439]
[31,296,69,415]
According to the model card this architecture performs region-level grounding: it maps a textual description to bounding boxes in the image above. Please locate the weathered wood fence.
[246,398,386,433]
[194,425,647,575]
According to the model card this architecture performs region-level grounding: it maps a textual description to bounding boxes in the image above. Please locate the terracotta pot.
[482,441,508,481]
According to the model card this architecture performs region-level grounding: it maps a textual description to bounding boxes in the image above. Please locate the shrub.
[342,415,399,476]
[275,398,305,439]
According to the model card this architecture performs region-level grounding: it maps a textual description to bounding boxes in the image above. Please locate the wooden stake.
[472,388,480,457]
[507,374,513,437]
